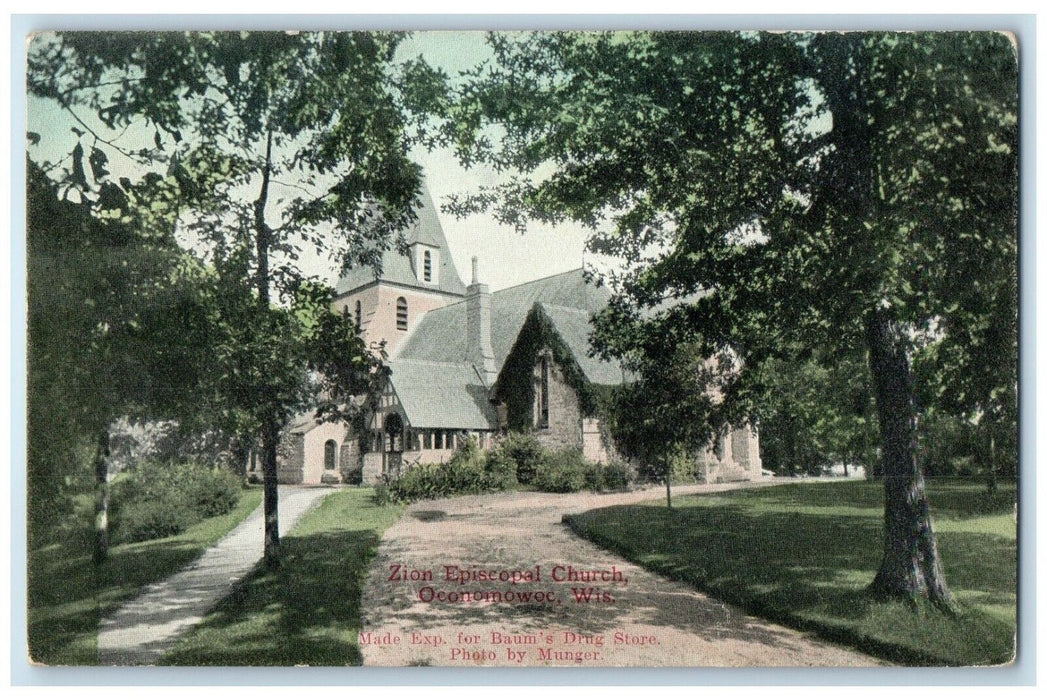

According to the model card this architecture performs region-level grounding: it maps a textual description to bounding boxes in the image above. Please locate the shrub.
[387,438,492,503]
[484,449,519,491]
[373,481,392,506]
[533,448,588,493]
[115,499,195,543]
[602,461,635,491]
[110,460,243,544]
[183,465,242,517]
[583,461,605,491]
[498,432,545,484]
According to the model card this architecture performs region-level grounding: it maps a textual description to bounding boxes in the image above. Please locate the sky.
[26,31,597,293]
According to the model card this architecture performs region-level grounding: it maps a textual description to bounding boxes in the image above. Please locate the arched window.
[323,440,337,471]
[354,299,362,329]
[423,250,432,281]
[396,297,408,330]
[342,304,348,317]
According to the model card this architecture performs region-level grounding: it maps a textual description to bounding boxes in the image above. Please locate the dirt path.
[359,480,880,667]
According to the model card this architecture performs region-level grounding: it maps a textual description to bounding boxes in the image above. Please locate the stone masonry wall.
[533,352,583,453]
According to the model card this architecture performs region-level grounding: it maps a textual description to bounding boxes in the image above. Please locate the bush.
[498,432,545,485]
[602,461,635,491]
[583,461,605,491]
[387,438,492,503]
[115,499,195,542]
[110,460,243,544]
[533,448,588,493]
[373,481,392,506]
[484,449,519,491]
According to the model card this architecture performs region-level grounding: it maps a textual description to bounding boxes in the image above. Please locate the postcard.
[24,28,1019,669]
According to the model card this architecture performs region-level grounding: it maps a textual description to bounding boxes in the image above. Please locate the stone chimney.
[467,256,497,386]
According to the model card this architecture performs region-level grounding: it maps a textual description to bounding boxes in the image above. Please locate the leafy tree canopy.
[445,31,1018,604]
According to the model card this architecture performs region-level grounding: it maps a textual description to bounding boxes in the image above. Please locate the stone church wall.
[694,424,762,483]
[532,354,584,453]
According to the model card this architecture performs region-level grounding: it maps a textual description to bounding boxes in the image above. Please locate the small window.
[539,356,550,429]
[323,440,337,471]
[423,250,432,282]
[396,297,408,330]
[354,300,362,329]
[342,304,348,317]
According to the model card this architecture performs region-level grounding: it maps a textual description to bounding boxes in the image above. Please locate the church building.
[274,186,761,486]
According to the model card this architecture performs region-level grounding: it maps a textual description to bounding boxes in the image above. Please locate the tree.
[28,31,444,566]
[446,31,1017,606]
[755,349,878,476]
[26,158,213,561]
[603,342,730,508]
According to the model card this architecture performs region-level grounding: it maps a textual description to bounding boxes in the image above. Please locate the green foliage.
[602,344,721,485]
[387,437,491,503]
[565,480,1017,666]
[755,352,878,476]
[483,447,519,491]
[496,431,546,485]
[159,488,403,665]
[602,460,636,492]
[27,32,448,563]
[533,448,588,493]
[583,461,605,491]
[26,159,213,547]
[28,488,262,664]
[449,31,1017,600]
[110,461,242,543]
[372,481,392,506]
[494,307,599,432]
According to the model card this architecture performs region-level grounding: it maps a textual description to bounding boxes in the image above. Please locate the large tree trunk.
[93,427,111,564]
[262,415,280,568]
[864,310,953,607]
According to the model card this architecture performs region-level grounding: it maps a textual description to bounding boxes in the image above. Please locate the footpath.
[97,485,331,665]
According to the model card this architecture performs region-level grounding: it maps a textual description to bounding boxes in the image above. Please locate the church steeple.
[333,183,466,298]
[331,182,466,357]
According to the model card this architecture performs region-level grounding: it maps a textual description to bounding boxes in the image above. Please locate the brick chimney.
[467,256,497,386]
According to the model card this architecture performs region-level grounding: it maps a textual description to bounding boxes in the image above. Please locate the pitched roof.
[534,303,629,386]
[387,358,498,430]
[395,268,614,372]
[333,186,467,297]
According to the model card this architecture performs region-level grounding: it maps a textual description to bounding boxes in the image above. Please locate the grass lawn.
[160,487,404,665]
[564,479,1016,666]
[28,486,264,665]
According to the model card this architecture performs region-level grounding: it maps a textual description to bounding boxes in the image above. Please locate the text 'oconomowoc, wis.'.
[387,563,628,604]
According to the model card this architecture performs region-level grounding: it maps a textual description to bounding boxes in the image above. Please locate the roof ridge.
[491,267,585,295]
[389,357,475,369]
[536,301,592,314]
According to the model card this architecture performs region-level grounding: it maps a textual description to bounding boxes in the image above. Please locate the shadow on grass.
[28,534,228,664]
[161,528,379,666]
[564,481,1016,667]
[27,489,263,666]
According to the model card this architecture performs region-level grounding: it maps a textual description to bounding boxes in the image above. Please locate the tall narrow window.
[354,300,362,329]
[423,250,432,281]
[539,356,550,429]
[396,297,408,330]
[323,440,337,471]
